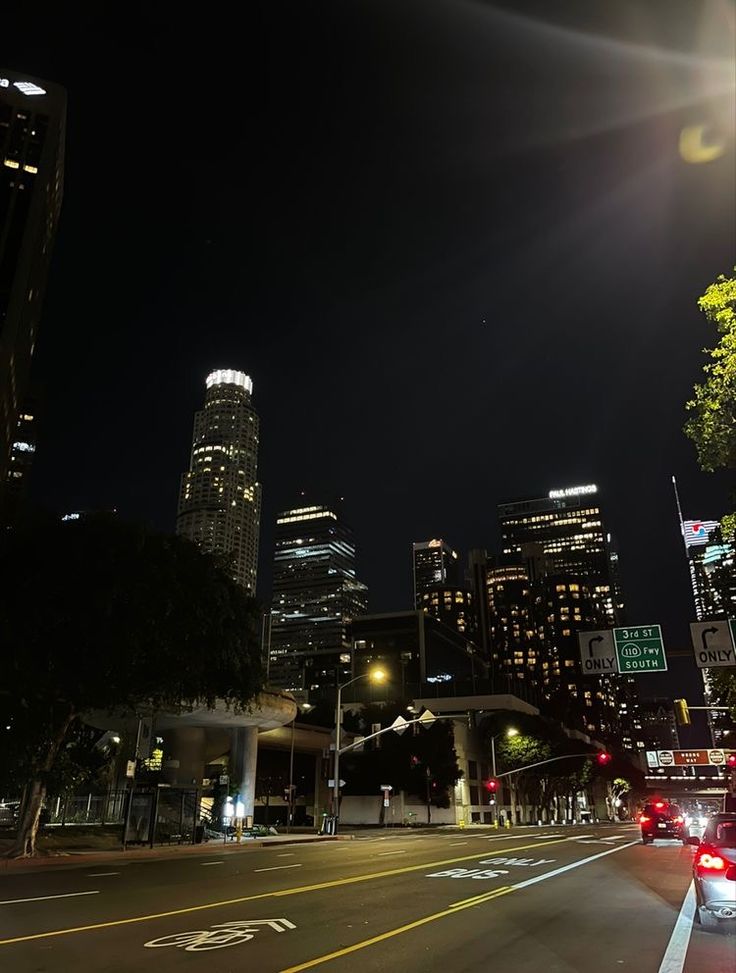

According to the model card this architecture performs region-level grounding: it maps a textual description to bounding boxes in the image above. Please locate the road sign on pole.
[613,625,667,673]
[578,629,617,674]
[690,620,736,668]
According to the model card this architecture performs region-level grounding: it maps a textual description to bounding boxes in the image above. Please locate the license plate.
[658,823,667,829]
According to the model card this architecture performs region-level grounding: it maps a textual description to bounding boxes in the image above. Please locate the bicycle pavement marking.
[0,836,576,947]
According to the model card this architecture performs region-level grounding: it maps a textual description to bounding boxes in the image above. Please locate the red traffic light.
[727,753,736,769]
[485,778,500,793]
[596,752,612,766]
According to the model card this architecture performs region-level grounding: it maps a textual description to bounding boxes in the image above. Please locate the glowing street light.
[332,667,388,833]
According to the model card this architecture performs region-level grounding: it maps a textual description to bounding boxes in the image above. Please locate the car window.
[704,818,736,845]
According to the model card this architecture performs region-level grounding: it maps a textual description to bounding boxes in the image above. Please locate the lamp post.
[286,703,312,834]
[490,727,518,825]
[333,668,386,834]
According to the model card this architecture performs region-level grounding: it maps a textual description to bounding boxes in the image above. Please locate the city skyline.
[5,2,733,705]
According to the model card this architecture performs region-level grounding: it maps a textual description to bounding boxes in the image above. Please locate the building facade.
[497,484,623,625]
[0,71,65,521]
[269,504,368,694]
[680,516,735,746]
[488,484,632,744]
[176,369,261,594]
[412,539,459,607]
[418,586,476,641]
[351,610,483,699]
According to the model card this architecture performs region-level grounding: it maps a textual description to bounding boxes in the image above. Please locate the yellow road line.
[449,885,512,908]
[279,887,515,972]
[0,838,567,948]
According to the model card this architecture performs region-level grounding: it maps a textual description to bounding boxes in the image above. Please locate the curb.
[0,834,350,873]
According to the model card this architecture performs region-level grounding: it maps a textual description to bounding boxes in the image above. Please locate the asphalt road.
[0,824,733,972]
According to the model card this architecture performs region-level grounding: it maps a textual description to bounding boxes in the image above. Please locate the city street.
[1,824,732,972]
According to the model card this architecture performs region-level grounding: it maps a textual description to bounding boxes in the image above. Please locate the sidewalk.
[0,832,350,873]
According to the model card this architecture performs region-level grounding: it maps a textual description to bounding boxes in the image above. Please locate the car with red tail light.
[639,801,687,844]
[688,813,736,931]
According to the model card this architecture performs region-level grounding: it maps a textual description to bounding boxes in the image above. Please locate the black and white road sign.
[690,621,736,669]
[578,630,617,674]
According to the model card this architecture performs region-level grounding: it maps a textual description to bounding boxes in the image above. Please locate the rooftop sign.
[548,484,598,499]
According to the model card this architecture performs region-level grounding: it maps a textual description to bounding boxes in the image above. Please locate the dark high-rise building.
[498,483,623,625]
[636,698,680,753]
[0,71,65,520]
[490,484,632,743]
[4,396,37,521]
[269,504,368,694]
[177,369,261,594]
[418,585,477,641]
[678,507,735,746]
[351,610,483,699]
[412,538,459,607]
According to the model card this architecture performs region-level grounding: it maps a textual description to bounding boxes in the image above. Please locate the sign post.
[613,625,667,673]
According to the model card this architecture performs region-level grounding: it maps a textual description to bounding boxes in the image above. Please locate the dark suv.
[640,801,687,844]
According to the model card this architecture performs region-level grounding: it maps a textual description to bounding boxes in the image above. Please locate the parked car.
[688,812,736,931]
[639,801,687,844]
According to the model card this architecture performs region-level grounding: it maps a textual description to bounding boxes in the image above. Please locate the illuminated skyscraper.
[176,369,261,594]
[497,484,622,624]
[492,485,630,743]
[269,504,368,693]
[0,71,65,521]
[412,539,459,607]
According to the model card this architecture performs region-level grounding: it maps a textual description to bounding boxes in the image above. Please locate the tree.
[0,515,263,856]
[684,269,736,473]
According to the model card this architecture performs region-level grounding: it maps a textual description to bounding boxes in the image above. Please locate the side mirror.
[687,835,700,846]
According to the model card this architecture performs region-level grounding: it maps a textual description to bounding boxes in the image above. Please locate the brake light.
[696,852,728,871]
[655,802,665,809]
[639,815,651,824]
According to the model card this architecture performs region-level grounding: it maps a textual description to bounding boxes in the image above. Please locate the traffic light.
[727,753,736,769]
[596,752,612,766]
[484,778,500,793]
[673,698,691,726]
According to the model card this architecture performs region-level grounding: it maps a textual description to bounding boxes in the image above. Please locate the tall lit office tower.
[497,484,622,625]
[412,539,459,608]
[269,505,368,693]
[177,369,261,594]
[0,71,65,521]
[675,485,733,745]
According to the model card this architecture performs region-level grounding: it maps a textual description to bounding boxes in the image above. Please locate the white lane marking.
[253,863,303,873]
[377,851,406,856]
[277,853,295,857]
[531,833,563,839]
[449,842,469,847]
[512,841,638,892]
[0,890,100,906]
[657,881,697,973]
[571,834,595,839]
[87,872,120,877]
[200,861,225,866]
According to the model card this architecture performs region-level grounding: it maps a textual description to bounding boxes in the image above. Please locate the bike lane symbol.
[144,918,296,952]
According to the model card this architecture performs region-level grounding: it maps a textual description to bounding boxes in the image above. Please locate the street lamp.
[489,728,518,826]
[286,702,313,834]
[333,668,386,833]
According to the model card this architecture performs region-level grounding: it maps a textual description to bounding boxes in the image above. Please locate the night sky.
[6,2,735,706]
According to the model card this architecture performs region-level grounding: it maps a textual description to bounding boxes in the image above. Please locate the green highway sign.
[613,624,667,673]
